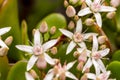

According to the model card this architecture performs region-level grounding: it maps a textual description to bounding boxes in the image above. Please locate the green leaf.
[0,56,9,80]
[36,13,67,41]
[107,61,120,79]
[0,0,23,61]
[112,50,120,61]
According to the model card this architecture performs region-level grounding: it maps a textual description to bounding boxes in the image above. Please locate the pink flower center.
[73,32,83,43]
[33,45,43,56]
[92,52,101,60]
[90,2,101,12]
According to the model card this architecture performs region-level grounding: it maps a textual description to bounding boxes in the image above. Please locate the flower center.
[73,32,83,43]
[33,45,43,56]
[92,52,101,60]
[90,2,101,12]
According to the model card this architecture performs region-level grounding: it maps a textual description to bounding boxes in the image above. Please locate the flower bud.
[106,12,116,19]
[110,0,120,7]
[0,47,9,56]
[77,62,84,71]
[98,36,107,44]
[85,18,94,26]
[64,0,69,7]
[66,5,76,17]
[68,21,75,30]
[74,15,79,21]
[100,44,107,50]
[50,26,56,35]
[81,74,88,80]
[29,69,38,79]
[73,51,80,58]
[69,0,79,5]
[4,36,13,46]
[50,47,57,55]
[39,21,48,33]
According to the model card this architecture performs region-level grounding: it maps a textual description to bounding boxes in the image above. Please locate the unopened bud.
[39,21,48,33]
[66,5,76,17]
[36,56,47,69]
[106,12,116,19]
[77,62,84,71]
[73,51,80,58]
[64,0,69,7]
[32,29,36,36]
[50,47,57,55]
[85,18,94,26]
[69,0,79,5]
[100,44,107,50]
[87,35,93,42]
[0,47,9,56]
[110,0,120,7]
[74,15,79,21]
[81,74,88,80]
[4,36,13,46]
[98,36,107,44]
[50,26,56,35]
[29,69,38,79]
[68,21,75,30]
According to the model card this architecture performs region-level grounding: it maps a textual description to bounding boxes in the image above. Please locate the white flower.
[16,29,58,71]
[86,71,111,80]
[25,72,34,80]
[59,19,97,54]
[78,0,116,27]
[82,35,110,75]
[0,27,11,36]
[44,61,78,80]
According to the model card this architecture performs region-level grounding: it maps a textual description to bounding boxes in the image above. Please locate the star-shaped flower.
[82,35,110,75]
[16,29,58,71]
[59,19,97,54]
[86,71,111,80]
[44,60,78,80]
[78,0,116,27]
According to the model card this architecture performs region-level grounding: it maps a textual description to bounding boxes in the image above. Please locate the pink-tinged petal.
[99,6,116,12]
[66,41,76,54]
[44,53,55,65]
[66,60,77,70]
[98,48,110,57]
[59,29,73,39]
[97,59,106,73]
[86,73,96,80]
[98,71,111,80]
[78,8,92,16]
[44,71,54,80]
[65,71,78,80]
[83,58,92,73]
[0,39,8,48]
[42,39,58,52]
[0,27,11,36]
[92,59,100,76]
[27,55,38,71]
[84,33,98,40]
[75,19,82,33]
[34,29,41,45]
[85,0,92,6]
[92,35,98,52]
[94,0,101,3]
[78,42,86,48]
[94,13,102,27]
[16,45,33,54]
[25,72,34,80]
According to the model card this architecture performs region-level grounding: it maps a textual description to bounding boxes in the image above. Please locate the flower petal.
[34,29,41,45]
[86,73,96,80]
[65,71,78,80]
[94,13,102,27]
[85,0,92,6]
[66,41,76,54]
[78,8,92,16]
[92,35,98,52]
[16,45,33,53]
[0,27,11,36]
[75,19,82,33]
[59,29,73,39]
[77,48,85,53]
[42,39,58,52]
[98,48,110,57]
[100,6,116,12]
[66,60,77,70]
[97,59,106,73]
[78,42,86,48]
[82,58,92,73]
[44,53,55,65]
[92,59,100,76]
[99,71,111,80]
[83,33,98,40]
[25,72,34,80]
[0,39,8,48]
[27,55,38,71]
[44,70,54,80]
